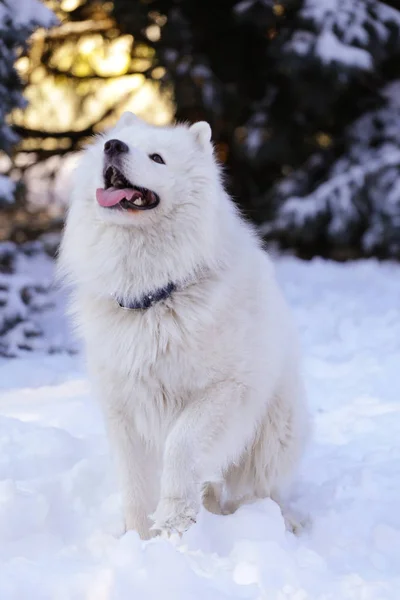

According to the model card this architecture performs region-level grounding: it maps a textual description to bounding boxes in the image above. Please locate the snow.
[0,242,76,358]
[234,0,257,15]
[286,0,400,71]
[0,0,55,29]
[0,174,15,203]
[315,30,372,70]
[1,255,400,599]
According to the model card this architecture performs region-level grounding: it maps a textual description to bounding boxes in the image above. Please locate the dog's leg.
[106,411,158,540]
[151,381,259,536]
[202,482,223,515]
[270,490,310,535]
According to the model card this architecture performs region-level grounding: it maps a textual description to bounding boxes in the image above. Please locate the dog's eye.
[149,153,165,165]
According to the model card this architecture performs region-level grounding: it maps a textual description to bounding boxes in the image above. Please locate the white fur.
[58,114,310,539]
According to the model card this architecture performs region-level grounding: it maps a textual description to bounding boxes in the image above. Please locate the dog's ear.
[117,111,139,128]
[189,121,212,152]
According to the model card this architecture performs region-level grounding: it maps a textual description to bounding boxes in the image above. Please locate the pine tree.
[0,0,54,206]
[112,0,400,259]
[263,80,400,259]
[260,0,400,259]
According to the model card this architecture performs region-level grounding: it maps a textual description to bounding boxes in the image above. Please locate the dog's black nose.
[104,139,129,155]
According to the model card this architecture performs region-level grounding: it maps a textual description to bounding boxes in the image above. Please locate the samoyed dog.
[59,112,309,540]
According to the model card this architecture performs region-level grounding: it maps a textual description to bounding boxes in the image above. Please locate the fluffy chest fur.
[78,284,231,442]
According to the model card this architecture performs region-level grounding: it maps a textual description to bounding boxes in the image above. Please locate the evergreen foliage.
[0,0,54,206]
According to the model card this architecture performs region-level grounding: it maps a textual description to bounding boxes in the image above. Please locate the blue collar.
[116,281,176,310]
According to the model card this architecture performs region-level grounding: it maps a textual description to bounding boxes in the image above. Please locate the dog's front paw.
[282,509,311,535]
[151,497,198,537]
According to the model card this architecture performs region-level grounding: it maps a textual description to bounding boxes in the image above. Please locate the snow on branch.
[0,175,16,205]
[0,0,56,204]
[284,0,400,71]
[264,145,400,247]
[0,0,55,30]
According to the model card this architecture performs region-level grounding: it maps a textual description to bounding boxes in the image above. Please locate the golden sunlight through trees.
[12,0,173,159]
[1,0,172,242]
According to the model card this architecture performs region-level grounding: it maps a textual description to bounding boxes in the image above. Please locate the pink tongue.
[96,187,137,207]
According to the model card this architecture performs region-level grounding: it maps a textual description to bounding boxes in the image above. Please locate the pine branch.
[12,92,133,142]
[16,147,76,162]
[44,63,154,81]
[13,126,92,140]
[32,19,115,41]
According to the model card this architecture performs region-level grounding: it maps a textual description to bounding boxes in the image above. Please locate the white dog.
[58,113,309,539]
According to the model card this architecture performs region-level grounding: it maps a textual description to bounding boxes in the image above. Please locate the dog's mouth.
[96,166,160,211]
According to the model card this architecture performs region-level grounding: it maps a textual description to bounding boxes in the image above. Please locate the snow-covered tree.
[0,0,54,206]
[0,237,77,358]
[263,81,400,258]
[258,0,400,258]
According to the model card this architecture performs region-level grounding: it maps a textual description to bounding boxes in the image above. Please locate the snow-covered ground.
[0,256,399,599]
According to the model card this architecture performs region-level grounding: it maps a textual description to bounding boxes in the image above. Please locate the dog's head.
[75,113,220,228]
[60,114,233,295]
